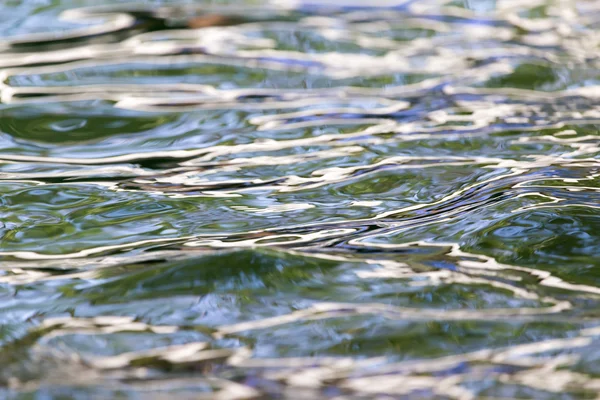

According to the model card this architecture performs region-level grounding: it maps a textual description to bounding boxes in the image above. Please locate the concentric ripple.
[1,0,600,398]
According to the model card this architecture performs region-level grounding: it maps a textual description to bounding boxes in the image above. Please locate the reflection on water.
[2,0,600,397]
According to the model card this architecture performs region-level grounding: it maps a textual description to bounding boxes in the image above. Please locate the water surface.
[1,0,600,398]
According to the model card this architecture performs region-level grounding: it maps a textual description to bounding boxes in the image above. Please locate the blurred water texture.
[1,0,600,398]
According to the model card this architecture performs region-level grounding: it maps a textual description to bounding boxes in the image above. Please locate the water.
[1,0,600,398]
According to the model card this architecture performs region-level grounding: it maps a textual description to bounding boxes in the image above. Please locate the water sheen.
[1,0,600,398]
